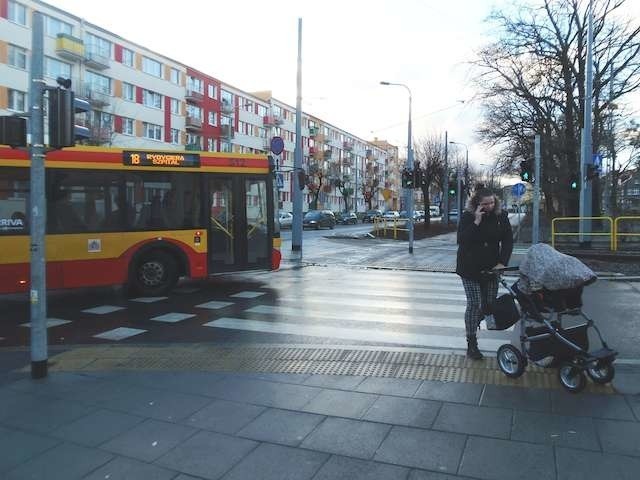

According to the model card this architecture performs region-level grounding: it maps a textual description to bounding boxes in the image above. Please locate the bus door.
[207,176,270,272]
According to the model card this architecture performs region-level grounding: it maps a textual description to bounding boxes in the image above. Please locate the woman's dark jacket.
[456,210,513,280]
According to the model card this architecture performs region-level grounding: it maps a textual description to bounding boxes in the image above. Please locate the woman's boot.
[466,335,484,360]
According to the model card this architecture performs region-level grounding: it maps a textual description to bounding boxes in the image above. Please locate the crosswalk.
[214,267,517,352]
[10,267,518,353]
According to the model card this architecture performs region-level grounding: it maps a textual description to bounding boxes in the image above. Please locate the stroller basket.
[525,324,589,362]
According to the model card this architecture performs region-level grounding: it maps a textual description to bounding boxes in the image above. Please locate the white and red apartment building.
[0,0,395,212]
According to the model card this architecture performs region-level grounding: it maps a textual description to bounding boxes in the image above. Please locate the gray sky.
[48,0,640,169]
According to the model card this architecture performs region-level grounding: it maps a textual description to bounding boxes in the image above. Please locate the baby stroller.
[483,244,617,394]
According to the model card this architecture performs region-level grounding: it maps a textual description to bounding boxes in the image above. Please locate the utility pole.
[442,131,449,225]
[533,134,541,244]
[579,0,594,245]
[292,18,303,254]
[29,12,48,379]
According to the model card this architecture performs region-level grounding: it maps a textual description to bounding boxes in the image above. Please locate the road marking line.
[196,301,234,310]
[150,313,196,323]
[93,327,146,341]
[81,305,125,315]
[204,317,507,351]
[231,291,267,299]
[19,318,72,328]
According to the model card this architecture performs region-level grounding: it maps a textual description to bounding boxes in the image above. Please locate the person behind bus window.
[456,188,513,360]
[55,189,86,231]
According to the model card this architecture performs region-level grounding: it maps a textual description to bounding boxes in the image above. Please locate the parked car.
[400,210,424,221]
[278,211,293,229]
[382,210,400,219]
[362,209,383,223]
[448,209,459,220]
[336,212,358,225]
[303,210,336,229]
[429,206,441,217]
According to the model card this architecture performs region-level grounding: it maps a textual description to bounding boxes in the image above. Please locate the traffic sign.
[270,136,284,155]
[592,153,602,169]
[512,183,526,197]
[276,172,284,190]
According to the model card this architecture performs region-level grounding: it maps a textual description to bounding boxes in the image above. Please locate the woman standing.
[456,188,513,360]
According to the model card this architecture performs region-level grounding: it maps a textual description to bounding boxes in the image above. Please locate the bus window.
[0,168,29,234]
[245,178,269,266]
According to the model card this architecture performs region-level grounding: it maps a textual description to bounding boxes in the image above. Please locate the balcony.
[185,89,204,102]
[82,84,110,108]
[309,126,319,137]
[84,45,110,70]
[343,141,354,151]
[220,124,234,138]
[55,33,84,61]
[263,115,283,126]
[185,143,201,151]
[221,101,234,115]
[185,115,203,130]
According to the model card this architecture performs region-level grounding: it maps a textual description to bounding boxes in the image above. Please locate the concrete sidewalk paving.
[2,363,640,480]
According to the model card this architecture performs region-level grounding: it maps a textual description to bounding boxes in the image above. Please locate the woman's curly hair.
[465,188,502,214]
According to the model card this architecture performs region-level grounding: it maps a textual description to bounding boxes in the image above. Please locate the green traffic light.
[570,181,577,189]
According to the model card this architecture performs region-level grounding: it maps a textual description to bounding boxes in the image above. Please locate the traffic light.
[520,160,533,183]
[402,168,414,188]
[568,174,580,192]
[413,164,423,188]
[47,83,91,149]
[448,182,456,196]
[586,164,599,180]
[296,169,306,190]
[0,116,27,147]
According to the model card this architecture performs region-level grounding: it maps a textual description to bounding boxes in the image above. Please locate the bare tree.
[473,0,640,215]
[414,134,446,227]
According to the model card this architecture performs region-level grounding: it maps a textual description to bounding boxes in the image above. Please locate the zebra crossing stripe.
[204,317,507,351]
[275,296,467,314]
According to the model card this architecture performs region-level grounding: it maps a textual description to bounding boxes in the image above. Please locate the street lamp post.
[380,81,414,254]
[449,141,468,226]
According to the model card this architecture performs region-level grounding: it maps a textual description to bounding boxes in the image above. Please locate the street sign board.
[592,153,602,169]
[512,183,526,197]
[270,136,284,155]
[276,172,284,190]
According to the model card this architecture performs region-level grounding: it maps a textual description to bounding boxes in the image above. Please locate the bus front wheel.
[130,250,178,296]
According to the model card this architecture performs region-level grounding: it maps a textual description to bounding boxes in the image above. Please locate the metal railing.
[373,217,409,239]
[551,216,640,251]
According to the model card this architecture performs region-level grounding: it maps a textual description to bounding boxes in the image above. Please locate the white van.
[429,206,441,217]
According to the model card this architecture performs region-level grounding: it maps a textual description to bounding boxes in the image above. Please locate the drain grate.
[40,344,615,394]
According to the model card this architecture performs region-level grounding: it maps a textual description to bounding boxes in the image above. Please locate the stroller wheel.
[497,344,526,378]
[558,362,587,393]
[587,362,615,384]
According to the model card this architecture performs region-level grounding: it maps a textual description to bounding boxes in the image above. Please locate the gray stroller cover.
[517,244,597,294]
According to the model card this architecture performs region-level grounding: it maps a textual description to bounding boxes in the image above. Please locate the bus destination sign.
[123,151,201,168]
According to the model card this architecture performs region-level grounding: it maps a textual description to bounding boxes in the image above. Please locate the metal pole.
[291,18,303,253]
[579,0,594,244]
[442,132,449,225]
[456,165,462,227]
[354,156,358,214]
[29,12,48,379]
[407,88,414,254]
[533,134,541,243]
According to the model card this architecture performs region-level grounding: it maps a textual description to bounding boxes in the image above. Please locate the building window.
[122,117,134,135]
[221,90,233,106]
[143,122,162,141]
[187,76,204,94]
[207,138,215,151]
[8,44,27,69]
[258,127,267,139]
[220,141,232,153]
[85,70,111,95]
[8,1,27,25]
[85,33,112,59]
[44,15,73,37]
[208,111,217,126]
[122,48,134,67]
[142,89,162,109]
[257,104,267,117]
[170,128,180,145]
[44,57,72,80]
[170,98,180,115]
[207,84,217,99]
[8,89,26,112]
[122,82,135,101]
[170,68,180,84]
[186,104,203,120]
[142,57,162,78]
[186,134,202,149]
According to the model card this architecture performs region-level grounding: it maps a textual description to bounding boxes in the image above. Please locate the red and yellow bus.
[0,146,281,295]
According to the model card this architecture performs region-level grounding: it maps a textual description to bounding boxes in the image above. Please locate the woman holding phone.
[456,188,513,360]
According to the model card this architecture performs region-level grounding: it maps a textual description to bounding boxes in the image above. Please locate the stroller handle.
[480,266,520,276]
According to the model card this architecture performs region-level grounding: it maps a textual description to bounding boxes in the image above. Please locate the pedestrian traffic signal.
[520,160,533,183]
[402,168,414,188]
[568,175,580,192]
